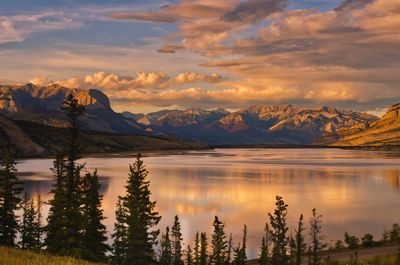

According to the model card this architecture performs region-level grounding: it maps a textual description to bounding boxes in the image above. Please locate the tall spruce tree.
[268,196,289,265]
[289,234,296,265]
[186,245,193,265]
[227,233,233,264]
[233,225,247,265]
[111,197,128,265]
[294,214,306,265]
[200,232,208,265]
[81,170,109,262]
[45,155,68,253]
[172,215,184,265]
[309,209,326,265]
[259,223,270,265]
[0,144,22,247]
[33,195,44,251]
[45,95,86,257]
[63,95,85,256]
[20,195,36,250]
[194,232,201,265]
[210,216,228,265]
[20,195,42,250]
[160,226,172,265]
[123,154,161,265]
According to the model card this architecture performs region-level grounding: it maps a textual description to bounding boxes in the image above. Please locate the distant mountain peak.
[333,102,400,146]
[131,103,379,144]
[0,83,144,135]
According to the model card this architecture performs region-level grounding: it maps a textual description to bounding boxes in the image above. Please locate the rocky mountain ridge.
[125,104,378,144]
[333,103,400,146]
[0,83,144,134]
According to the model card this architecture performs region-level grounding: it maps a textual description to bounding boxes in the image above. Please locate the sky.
[0,0,399,114]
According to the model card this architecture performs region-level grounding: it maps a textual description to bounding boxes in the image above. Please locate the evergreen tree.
[45,155,68,254]
[20,194,43,251]
[200,232,208,265]
[45,95,86,257]
[123,154,161,265]
[294,214,306,265]
[289,233,296,265]
[210,216,228,265]
[186,245,193,265]
[63,95,85,257]
[259,224,270,265]
[172,215,184,265]
[160,226,173,265]
[226,233,233,264]
[110,197,128,265]
[20,195,35,249]
[194,232,201,265]
[0,144,22,247]
[33,195,44,251]
[268,196,289,265]
[233,225,247,265]
[309,209,326,265]
[81,170,109,262]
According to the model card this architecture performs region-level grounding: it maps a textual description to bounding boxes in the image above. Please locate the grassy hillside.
[0,247,104,265]
[333,103,400,147]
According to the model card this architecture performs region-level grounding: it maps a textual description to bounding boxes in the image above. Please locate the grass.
[0,247,105,265]
[326,254,399,265]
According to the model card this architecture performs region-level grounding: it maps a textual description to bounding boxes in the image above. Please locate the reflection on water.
[16,148,400,258]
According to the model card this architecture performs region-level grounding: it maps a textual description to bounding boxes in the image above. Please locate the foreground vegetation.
[327,254,399,265]
[0,247,104,265]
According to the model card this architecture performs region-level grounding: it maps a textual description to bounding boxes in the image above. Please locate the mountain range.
[0,83,144,134]
[124,105,379,145]
[1,83,399,151]
[333,103,400,146]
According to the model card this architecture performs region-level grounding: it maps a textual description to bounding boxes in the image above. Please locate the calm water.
[16,148,400,258]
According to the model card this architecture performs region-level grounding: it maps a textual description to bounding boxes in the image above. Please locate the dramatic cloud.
[110,0,287,53]
[222,0,288,23]
[30,71,225,91]
[2,0,399,113]
[110,12,178,23]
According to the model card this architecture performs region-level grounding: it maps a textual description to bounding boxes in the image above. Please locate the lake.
[16,148,400,258]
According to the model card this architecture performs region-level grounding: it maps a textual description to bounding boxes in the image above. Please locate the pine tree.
[20,195,35,249]
[0,144,22,247]
[172,215,184,265]
[309,209,326,265]
[20,195,43,251]
[81,170,109,262]
[259,224,270,265]
[200,232,208,265]
[63,95,85,257]
[294,214,306,265]
[45,155,68,253]
[210,216,228,265]
[186,245,193,265]
[123,154,161,265]
[226,233,233,264]
[160,226,172,265]
[268,196,289,265]
[45,95,86,257]
[33,195,44,251]
[289,233,296,265]
[110,197,128,265]
[194,232,201,265]
[233,225,247,265]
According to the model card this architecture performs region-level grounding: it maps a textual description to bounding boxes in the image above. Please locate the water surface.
[17,148,400,258]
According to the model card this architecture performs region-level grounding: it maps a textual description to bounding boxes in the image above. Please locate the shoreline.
[13,143,400,160]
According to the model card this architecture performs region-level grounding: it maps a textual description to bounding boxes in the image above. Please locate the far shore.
[13,144,400,160]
